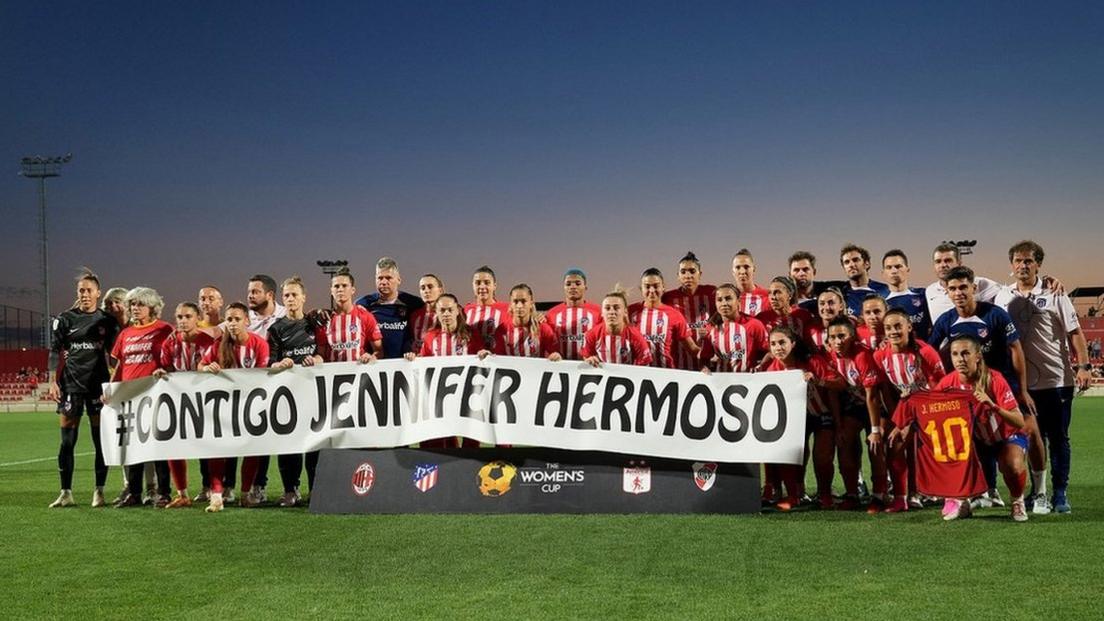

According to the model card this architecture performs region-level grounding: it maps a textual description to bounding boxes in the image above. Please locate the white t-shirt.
[993,279,1080,390]
[925,275,1000,323]
[248,304,287,340]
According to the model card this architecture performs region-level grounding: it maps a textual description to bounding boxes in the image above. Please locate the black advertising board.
[309,447,760,514]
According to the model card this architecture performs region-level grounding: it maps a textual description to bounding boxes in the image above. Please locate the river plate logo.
[477,460,517,497]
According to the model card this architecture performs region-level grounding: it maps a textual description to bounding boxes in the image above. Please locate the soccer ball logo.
[477,460,517,497]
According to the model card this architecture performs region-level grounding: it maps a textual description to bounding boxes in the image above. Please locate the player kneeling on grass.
[935,336,1029,521]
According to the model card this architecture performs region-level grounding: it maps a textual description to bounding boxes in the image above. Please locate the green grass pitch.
[2,400,1101,619]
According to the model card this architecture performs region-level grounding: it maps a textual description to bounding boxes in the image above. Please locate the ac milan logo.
[412,464,439,493]
[692,462,718,491]
[351,462,375,496]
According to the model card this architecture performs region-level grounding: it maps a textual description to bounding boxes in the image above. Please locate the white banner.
[100,357,807,466]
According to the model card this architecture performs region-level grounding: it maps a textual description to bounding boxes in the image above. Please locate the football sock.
[58,427,78,490]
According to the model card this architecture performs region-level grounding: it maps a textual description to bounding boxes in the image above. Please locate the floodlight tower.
[19,153,72,348]
[316,259,349,309]
[943,239,977,257]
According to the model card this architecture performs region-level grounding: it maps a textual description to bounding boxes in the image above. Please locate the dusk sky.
[3,2,1102,316]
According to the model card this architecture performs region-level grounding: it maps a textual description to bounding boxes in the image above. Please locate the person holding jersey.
[763,326,844,511]
[826,316,888,511]
[199,303,270,512]
[629,268,698,369]
[545,268,602,361]
[874,308,946,512]
[267,276,323,507]
[931,336,1028,521]
[152,302,216,508]
[47,271,121,509]
[110,287,175,508]
[662,251,716,370]
[492,284,561,360]
[583,287,653,367]
[698,284,768,373]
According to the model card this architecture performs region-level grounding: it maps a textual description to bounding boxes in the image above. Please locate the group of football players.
[45,241,1092,520]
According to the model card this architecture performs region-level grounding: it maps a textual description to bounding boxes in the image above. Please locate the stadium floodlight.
[19,153,72,348]
[316,259,349,310]
[942,239,977,257]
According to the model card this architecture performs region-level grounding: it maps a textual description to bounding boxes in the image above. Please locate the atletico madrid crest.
[412,464,439,493]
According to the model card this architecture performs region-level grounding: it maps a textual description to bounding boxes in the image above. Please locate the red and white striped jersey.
[804,322,828,352]
[699,315,769,372]
[662,285,717,370]
[856,324,883,350]
[200,333,270,369]
[739,286,770,317]
[408,307,436,356]
[827,344,883,407]
[544,302,601,360]
[765,354,838,415]
[318,306,382,363]
[418,329,484,357]
[628,302,691,369]
[493,322,559,358]
[160,331,216,372]
[757,306,816,335]
[582,324,653,366]
[873,341,946,394]
[464,301,509,349]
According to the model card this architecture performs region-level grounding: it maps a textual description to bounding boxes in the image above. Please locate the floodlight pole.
[316,259,349,310]
[19,154,72,348]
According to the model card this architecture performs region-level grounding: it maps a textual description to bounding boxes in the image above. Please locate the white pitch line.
[0,452,93,467]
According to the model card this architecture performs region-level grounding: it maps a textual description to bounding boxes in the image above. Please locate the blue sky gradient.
[3,2,1102,312]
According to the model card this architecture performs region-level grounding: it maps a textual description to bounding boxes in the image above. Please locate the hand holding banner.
[100,357,807,466]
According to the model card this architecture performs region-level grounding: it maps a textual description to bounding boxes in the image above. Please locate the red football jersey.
[318,306,382,362]
[544,302,601,360]
[111,321,174,381]
[582,324,653,366]
[464,301,510,350]
[828,344,883,407]
[739,286,770,317]
[662,285,717,370]
[892,389,988,498]
[160,331,216,372]
[874,341,946,394]
[200,333,270,369]
[756,306,816,335]
[856,324,883,350]
[408,307,436,356]
[628,302,692,369]
[493,321,559,358]
[699,315,769,372]
[419,329,485,357]
[936,370,1020,444]
[765,354,839,415]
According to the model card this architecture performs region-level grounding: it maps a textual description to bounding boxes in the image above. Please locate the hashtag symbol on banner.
[116,405,135,448]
